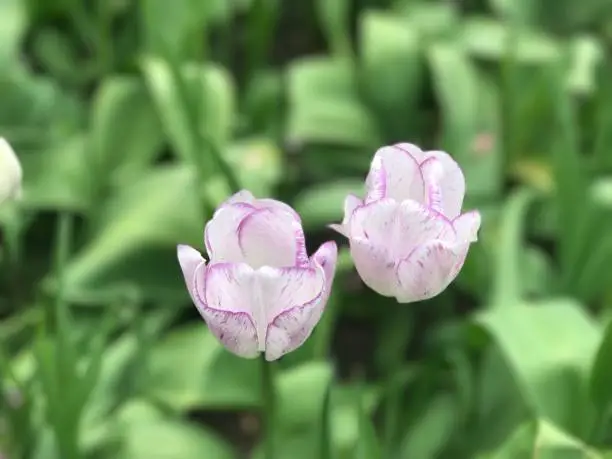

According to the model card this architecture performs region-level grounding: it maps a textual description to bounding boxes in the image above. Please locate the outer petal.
[263,264,326,361]
[197,263,260,358]
[364,156,387,204]
[368,145,425,203]
[176,244,206,305]
[420,151,465,219]
[350,199,454,260]
[238,207,308,268]
[330,194,363,237]
[395,241,461,303]
[350,238,398,297]
[453,210,481,243]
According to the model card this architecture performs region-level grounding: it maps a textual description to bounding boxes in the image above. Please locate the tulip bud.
[0,138,22,205]
[177,190,337,361]
[331,143,481,303]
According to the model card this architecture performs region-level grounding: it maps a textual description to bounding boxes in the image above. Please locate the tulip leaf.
[399,394,458,458]
[287,57,380,148]
[354,390,381,459]
[0,0,27,66]
[588,318,612,420]
[91,76,164,188]
[21,135,94,212]
[359,10,423,139]
[60,164,204,304]
[277,361,333,428]
[330,383,380,456]
[118,418,236,459]
[428,42,502,199]
[140,0,212,61]
[474,299,600,435]
[145,323,260,411]
[484,418,603,459]
[142,58,235,169]
[394,2,458,38]
[316,0,351,56]
[293,179,364,230]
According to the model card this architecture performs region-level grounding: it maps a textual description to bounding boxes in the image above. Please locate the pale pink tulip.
[178,190,337,360]
[331,143,480,303]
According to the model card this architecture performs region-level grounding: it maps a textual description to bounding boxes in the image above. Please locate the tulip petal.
[224,189,256,206]
[365,156,387,203]
[350,238,398,297]
[330,194,363,237]
[263,264,326,361]
[199,263,260,358]
[369,145,425,203]
[205,204,254,263]
[453,210,481,243]
[176,244,206,305]
[395,241,460,303]
[350,199,454,260]
[421,151,465,219]
[238,207,308,268]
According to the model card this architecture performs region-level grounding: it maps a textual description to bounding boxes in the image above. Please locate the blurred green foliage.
[3,0,612,457]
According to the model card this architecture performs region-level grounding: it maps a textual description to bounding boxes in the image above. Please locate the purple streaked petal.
[395,241,460,303]
[330,194,363,237]
[194,262,260,358]
[205,204,254,262]
[350,238,398,297]
[237,207,308,268]
[176,244,206,305]
[421,150,465,219]
[452,210,481,243]
[393,142,427,162]
[420,157,444,213]
[370,145,425,203]
[350,199,454,260]
[261,264,326,361]
[257,198,303,223]
[365,156,387,204]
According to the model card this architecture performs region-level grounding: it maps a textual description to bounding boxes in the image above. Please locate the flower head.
[0,138,22,205]
[331,143,480,303]
[178,190,337,361]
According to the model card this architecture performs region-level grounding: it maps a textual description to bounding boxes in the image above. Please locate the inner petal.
[372,145,425,203]
[205,204,254,263]
[238,208,305,268]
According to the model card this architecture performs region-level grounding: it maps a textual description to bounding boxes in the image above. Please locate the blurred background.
[3,0,612,457]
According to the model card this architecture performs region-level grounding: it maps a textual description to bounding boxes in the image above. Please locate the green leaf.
[293,179,364,230]
[354,390,381,459]
[428,42,502,198]
[474,299,601,435]
[145,324,260,411]
[359,10,423,139]
[330,383,381,456]
[589,318,612,419]
[21,135,94,212]
[400,394,458,458]
[142,58,235,167]
[119,418,237,459]
[60,164,204,304]
[316,0,351,56]
[395,1,459,39]
[0,0,27,66]
[91,76,164,188]
[287,57,380,147]
[277,361,333,428]
[485,419,603,459]
[224,138,282,198]
[140,0,211,60]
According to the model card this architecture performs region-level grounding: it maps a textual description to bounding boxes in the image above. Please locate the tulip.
[331,143,481,303]
[0,138,22,205]
[177,190,337,361]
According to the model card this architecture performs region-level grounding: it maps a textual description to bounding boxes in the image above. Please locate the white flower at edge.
[0,138,22,205]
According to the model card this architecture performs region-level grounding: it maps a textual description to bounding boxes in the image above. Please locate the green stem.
[260,354,275,459]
